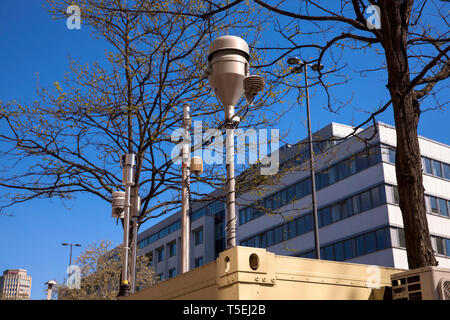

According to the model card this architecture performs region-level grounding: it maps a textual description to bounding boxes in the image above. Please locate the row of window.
[240,184,386,248]
[391,227,450,257]
[299,227,390,261]
[279,139,337,171]
[426,195,449,217]
[383,146,450,181]
[152,228,204,264]
[191,200,225,221]
[386,184,450,219]
[138,198,225,250]
[138,220,181,249]
[239,146,381,225]
[155,256,205,282]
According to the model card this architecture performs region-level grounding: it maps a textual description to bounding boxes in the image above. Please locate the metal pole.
[225,105,236,248]
[304,64,321,260]
[130,208,138,293]
[121,184,132,287]
[69,244,73,267]
[181,104,191,273]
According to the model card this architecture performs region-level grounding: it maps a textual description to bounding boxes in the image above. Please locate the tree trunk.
[380,1,437,269]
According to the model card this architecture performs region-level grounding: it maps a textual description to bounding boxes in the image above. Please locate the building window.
[145,252,153,267]
[334,242,344,261]
[443,163,450,180]
[438,198,449,217]
[430,196,439,213]
[364,232,377,254]
[194,256,204,267]
[194,228,203,246]
[446,239,450,257]
[424,157,433,175]
[156,273,164,281]
[168,268,176,278]
[433,160,443,178]
[360,190,372,212]
[157,247,164,263]
[169,241,176,257]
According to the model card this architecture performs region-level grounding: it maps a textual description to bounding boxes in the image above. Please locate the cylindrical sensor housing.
[121,153,137,186]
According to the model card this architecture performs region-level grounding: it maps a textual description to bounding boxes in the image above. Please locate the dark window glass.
[365,232,376,254]
[317,172,329,189]
[342,198,353,218]
[297,217,305,235]
[273,193,281,209]
[168,268,176,278]
[260,233,267,248]
[371,187,381,207]
[325,246,335,261]
[376,229,387,250]
[331,204,341,223]
[344,239,355,260]
[356,154,369,172]
[392,186,400,205]
[348,159,357,175]
[438,198,448,217]
[334,242,344,261]
[295,182,302,199]
[379,185,387,205]
[445,239,450,257]
[329,166,338,184]
[274,226,282,244]
[194,228,203,246]
[266,230,274,247]
[356,235,365,256]
[430,196,439,213]
[283,190,289,206]
[360,190,372,212]
[169,242,176,257]
[287,186,295,202]
[352,195,361,215]
[194,257,204,267]
[424,158,433,175]
[368,148,381,166]
[304,179,312,195]
[304,214,313,232]
[239,210,247,224]
[301,251,315,259]
[265,198,273,210]
[443,163,450,180]
[433,160,443,178]
[436,237,445,255]
[321,207,331,226]
[337,162,349,180]
[157,247,164,262]
[398,229,406,248]
[320,248,325,259]
[388,148,396,164]
[288,220,296,239]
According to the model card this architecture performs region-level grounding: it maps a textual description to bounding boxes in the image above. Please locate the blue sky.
[0,1,448,300]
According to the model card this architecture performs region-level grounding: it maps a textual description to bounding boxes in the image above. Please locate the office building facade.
[0,269,32,300]
[137,122,450,280]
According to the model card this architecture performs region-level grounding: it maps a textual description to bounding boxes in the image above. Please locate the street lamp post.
[287,57,323,260]
[61,242,81,267]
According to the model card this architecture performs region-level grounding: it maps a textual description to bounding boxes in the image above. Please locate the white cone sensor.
[208,36,250,108]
